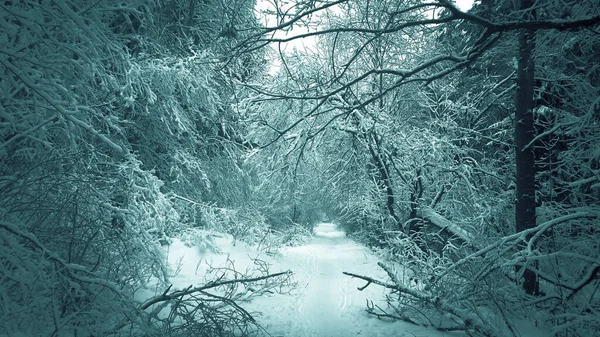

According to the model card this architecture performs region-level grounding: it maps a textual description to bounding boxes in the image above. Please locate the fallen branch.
[344,264,498,337]
[105,270,294,335]
[140,270,292,310]
[367,298,466,332]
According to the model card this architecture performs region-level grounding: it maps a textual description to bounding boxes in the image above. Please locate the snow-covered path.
[152,224,465,337]
[276,224,386,337]
[244,223,453,337]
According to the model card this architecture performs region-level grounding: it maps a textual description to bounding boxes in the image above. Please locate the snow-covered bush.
[177,227,222,254]
[0,150,175,334]
[0,0,262,335]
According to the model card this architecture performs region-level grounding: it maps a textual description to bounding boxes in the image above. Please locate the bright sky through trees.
[455,0,474,11]
[256,0,475,72]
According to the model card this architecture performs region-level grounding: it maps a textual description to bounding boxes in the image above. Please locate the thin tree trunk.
[407,168,423,235]
[366,134,400,226]
[514,0,539,296]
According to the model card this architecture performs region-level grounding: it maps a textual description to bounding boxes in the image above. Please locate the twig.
[199,290,256,323]
[566,266,600,301]
[357,280,372,291]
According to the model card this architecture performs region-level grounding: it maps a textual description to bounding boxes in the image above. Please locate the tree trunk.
[514,0,539,296]
[366,134,400,227]
[407,168,423,235]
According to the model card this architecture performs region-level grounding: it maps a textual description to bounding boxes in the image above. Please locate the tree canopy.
[1,0,599,336]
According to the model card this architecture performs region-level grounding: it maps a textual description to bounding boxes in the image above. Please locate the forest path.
[153,224,462,337]
[279,224,372,337]
[245,223,440,337]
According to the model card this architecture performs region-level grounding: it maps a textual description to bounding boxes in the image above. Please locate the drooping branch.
[0,220,125,295]
[0,57,125,153]
[437,210,600,280]
[416,206,476,247]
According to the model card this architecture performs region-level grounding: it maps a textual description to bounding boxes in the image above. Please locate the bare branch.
[140,270,292,310]
[344,264,497,337]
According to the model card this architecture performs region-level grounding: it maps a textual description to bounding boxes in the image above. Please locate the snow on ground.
[142,223,468,337]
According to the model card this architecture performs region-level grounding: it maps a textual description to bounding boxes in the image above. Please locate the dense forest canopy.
[1,0,599,336]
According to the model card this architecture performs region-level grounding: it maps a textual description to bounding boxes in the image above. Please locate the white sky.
[456,0,475,11]
[255,0,475,25]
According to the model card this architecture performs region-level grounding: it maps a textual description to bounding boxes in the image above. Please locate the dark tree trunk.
[366,134,400,227]
[407,169,424,235]
[514,0,539,296]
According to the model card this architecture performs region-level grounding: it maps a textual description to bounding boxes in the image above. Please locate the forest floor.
[135,223,469,337]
